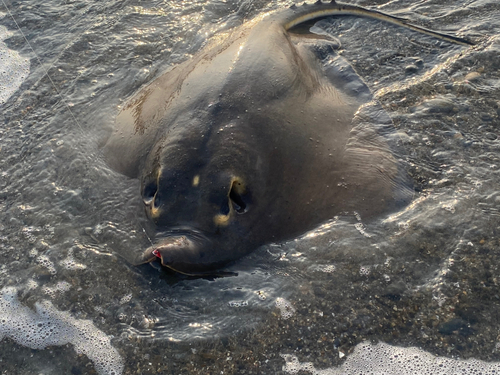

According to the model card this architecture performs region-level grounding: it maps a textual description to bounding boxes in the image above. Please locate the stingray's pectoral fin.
[342,100,414,218]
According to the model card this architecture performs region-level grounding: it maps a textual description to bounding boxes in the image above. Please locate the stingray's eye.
[143,181,157,205]
[229,180,248,214]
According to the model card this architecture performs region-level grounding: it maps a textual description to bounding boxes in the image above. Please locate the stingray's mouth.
[135,228,216,274]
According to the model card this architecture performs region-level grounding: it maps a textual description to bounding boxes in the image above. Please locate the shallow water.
[0,0,499,374]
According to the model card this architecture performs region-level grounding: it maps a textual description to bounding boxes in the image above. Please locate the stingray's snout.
[134,236,191,264]
[152,235,196,265]
[135,230,216,274]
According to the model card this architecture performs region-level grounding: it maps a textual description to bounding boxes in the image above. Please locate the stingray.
[103,1,473,275]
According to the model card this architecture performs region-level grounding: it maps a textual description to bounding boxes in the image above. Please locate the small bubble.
[320,264,336,273]
[255,291,267,300]
[276,297,295,320]
[398,221,410,230]
[442,203,456,213]
[359,266,371,276]
[228,300,248,307]
[119,294,132,305]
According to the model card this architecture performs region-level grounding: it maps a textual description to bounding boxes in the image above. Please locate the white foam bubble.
[119,293,132,305]
[318,265,336,273]
[276,297,295,320]
[255,290,267,300]
[359,266,371,276]
[0,287,123,375]
[282,341,500,374]
[25,279,38,290]
[42,281,71,298]
[0,24,30,105]
[228,300,249,307]
[60,255,87,270]
[36,255,57,275]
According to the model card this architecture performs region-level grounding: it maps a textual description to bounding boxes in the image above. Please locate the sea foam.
[282,340,500,374]
[0,21,30,105]
[0,287,124,375]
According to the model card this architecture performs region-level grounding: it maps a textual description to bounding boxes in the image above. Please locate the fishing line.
[1,1,156,247]
[142,226,154,246]
[0,0,85,132]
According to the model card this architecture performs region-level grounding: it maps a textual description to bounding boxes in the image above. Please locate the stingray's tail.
[277,0,474,46]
